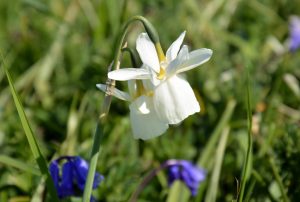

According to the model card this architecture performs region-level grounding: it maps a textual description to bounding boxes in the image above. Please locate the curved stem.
[101,15,161,120]
[82,16,160,202]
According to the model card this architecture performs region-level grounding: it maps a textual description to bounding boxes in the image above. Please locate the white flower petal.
[96,84,131,101]
[166,45,189,76]
[136,33,160,73]
[166,31,186,62]
[153,75,200,124]
[142,79,155,93]
[129,96,169,140]
[177,45,189,60]
[167,48,213,77]
[108,68,151,81]
[134,95,151,114]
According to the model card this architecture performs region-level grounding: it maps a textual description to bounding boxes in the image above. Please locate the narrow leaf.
[237,66,253,202]
[1,52,59,201]
[204,127,230,202]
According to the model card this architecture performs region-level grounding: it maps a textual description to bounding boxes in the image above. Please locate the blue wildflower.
[289,16,300,52]
[167,160,206,196]
[49,156,104,200]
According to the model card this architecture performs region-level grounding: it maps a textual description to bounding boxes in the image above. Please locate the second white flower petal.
[167,48,213,77]
[153,75,200,124]
[166,31,186,62]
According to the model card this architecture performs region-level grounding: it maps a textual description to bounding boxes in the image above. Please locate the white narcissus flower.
[108,31,213,124]
[96,79,168,140]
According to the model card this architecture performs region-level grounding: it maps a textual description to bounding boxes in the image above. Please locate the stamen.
[157,68,166,80]
[146,91,154,97]
[155,43,166,62]
[136,80,146,97]
[154,43,167,80]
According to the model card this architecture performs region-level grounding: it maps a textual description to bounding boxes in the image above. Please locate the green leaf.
[166,181,190,202]
[237,66,253,202]
[204,127,230,202]
[1,52,59,201]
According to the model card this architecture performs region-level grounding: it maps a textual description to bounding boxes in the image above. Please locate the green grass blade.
[166,181,190,202]
[0,155,41,176]
[82,123,104,202]
[1,53,59,201]
[204,127,230,202]
[237,67,253,202]
[198,99,236,168]
[167,101,236,202]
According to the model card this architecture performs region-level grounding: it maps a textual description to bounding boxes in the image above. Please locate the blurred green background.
[0,0,300,201]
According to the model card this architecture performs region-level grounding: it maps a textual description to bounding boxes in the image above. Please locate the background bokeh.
[0,0,300,201]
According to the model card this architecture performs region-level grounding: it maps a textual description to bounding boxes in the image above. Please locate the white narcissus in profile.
[108,31,213,124]
[96,79,168,140]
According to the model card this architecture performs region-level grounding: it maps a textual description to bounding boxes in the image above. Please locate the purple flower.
[167,160,206,196]
[289,16,300,52]
[49,156,104,200]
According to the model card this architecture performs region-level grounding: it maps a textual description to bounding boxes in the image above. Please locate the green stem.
[82,16,160,202]
[237,68,253,202]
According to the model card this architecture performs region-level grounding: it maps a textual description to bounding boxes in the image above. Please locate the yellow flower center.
[136,80,145,97]
[154,43,167,80]
[157,67,166,80]
[135,80,154,98]
[155,43,166,62]
[146,91,154,97]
